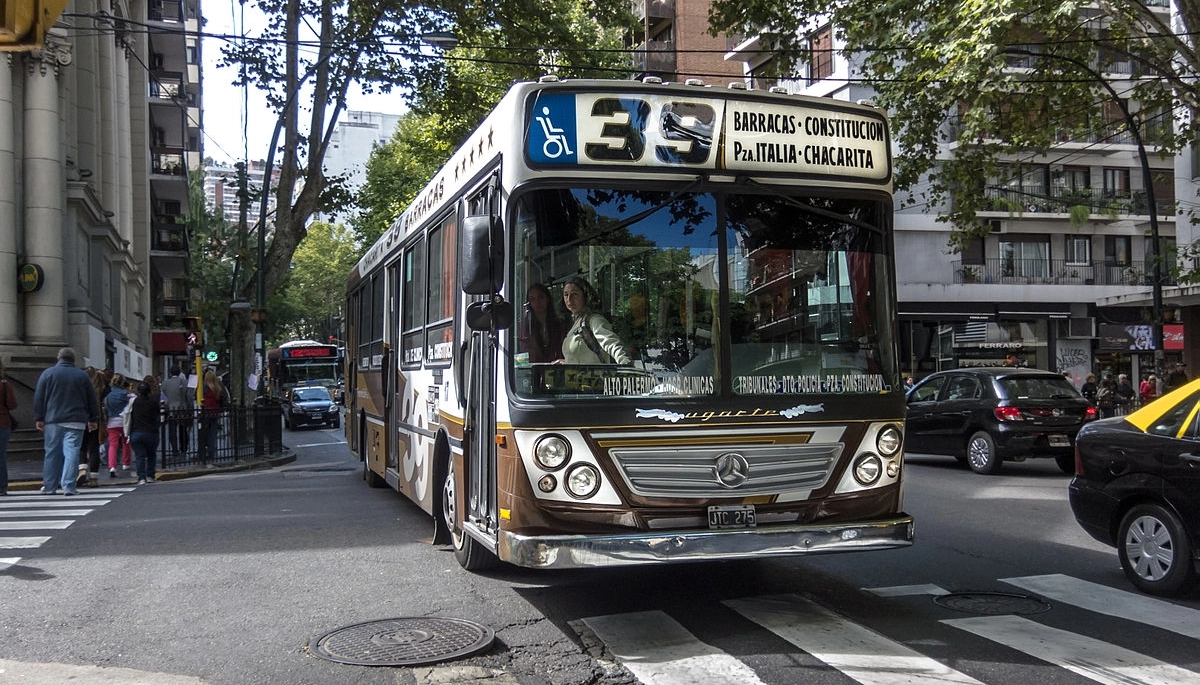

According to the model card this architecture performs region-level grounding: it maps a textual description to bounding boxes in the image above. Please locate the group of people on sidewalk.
[1078,362,1189,418]
[0,348,235,496]
[23,348,162,494]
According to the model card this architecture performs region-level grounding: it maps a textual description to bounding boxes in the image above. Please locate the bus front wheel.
[441,451,497,571]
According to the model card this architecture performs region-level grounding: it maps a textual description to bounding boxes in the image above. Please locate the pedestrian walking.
[1166,362,1188,393]
[1096,372,1118,418]
[32,348,100,496]
[1116,373,1136,414]
[198,369,228,465]
[0,358,18,496]
[159,365,192,455]
[103,373,134,476]
[126,380,161,484]
[1139,375,1158,405]
[81,367,106,487]
[1079,373,1098,403]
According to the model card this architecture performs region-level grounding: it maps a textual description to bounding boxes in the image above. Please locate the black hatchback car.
[1070,378,1200,596]
[906,367,1097,474]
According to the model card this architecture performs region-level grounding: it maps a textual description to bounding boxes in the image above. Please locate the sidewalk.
[5,450,295,491]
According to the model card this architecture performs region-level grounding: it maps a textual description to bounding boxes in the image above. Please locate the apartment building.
[630,0,743,85]
[724,6,1187,389]
[0,0,199,419]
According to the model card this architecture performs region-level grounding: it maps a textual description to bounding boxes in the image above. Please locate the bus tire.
[441,449,497,571]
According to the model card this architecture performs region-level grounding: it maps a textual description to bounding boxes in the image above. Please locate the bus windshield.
[511,186,896,398]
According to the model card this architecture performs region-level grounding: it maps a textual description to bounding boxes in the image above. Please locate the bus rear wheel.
[441,452,497,571]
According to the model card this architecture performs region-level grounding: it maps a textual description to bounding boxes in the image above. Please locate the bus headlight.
[852,453,883,486]
[535,435,571,470]
[876,424,902,456]
[565,464,601,498]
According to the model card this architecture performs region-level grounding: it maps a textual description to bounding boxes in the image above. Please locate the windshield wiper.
[736,176,885,238]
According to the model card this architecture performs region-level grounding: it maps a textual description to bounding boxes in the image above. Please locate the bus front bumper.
[497,515,914,569]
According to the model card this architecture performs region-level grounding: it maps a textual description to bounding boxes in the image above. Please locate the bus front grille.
[607,444,841,498]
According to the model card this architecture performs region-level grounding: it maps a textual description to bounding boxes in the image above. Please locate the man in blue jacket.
[33,348,100,495]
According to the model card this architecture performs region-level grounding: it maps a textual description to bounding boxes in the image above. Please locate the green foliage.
[185,170,239,345]
[278,221,360,341]
[351,0,635,251]
[706,0,1197,249]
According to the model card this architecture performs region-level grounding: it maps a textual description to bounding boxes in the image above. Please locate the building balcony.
[633,40,677,74]
[631,0,674,22]
[979,185,1175,218]
[953,258,1176,286]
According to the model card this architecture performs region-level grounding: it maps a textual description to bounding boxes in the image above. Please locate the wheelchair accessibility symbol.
[535,107,574,159]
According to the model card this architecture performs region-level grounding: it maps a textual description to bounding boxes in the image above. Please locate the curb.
[6,452,297,491]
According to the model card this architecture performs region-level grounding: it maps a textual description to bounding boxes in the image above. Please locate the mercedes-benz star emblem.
[714,452,750,488]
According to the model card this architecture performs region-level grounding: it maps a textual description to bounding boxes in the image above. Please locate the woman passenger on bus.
[560,276,631,365]
[524,283,565,363]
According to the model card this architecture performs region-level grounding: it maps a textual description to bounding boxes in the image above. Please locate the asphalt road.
[3,439,1199,685]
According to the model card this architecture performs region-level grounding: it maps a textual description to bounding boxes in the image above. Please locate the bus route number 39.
[708,504,757,529]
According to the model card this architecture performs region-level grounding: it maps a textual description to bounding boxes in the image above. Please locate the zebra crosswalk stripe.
[726,594,986,685]
[582,610,767,685]
[944,614,1200,685]
[0,536,52,549]
[1001,574,1200,640]
[0,520,74,530]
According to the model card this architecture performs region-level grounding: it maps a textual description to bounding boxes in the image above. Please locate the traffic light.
[182,316,203,347]
[1,0,70,52]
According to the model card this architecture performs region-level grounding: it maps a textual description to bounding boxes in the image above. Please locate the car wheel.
[1118,503,1197,596]
[1054,452,1075,474]
[966,431,1002,474]
[441,450,497,571]
[332,416,340,429]
[363,459,387,488]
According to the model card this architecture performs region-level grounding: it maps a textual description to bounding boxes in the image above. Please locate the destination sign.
[527,91,890,182]
[282,346,336,359]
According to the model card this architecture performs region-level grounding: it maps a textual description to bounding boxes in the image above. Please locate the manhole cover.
[933,591,1051,616]
[309,617,494,667]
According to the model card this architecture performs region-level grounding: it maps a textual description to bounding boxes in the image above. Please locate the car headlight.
[852,453,883,486]
[876,424,902,456]
[565,464,601,498]
[534,435,571,470]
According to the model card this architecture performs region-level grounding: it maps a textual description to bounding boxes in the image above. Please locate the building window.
[1064,236,1090,265]
[1105,236,1131,265]
[1000,236,1049,278]
[808,26,833,83]
[1103,168,1130,198]
[749,55,780,91]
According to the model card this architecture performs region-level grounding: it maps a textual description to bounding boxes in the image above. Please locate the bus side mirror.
[466,298,514,332]
[461,214,504,295]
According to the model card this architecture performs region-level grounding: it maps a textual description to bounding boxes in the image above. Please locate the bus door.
[462,324,498,543]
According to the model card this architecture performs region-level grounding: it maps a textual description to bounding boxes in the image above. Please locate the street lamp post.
[1004,48,1166,378]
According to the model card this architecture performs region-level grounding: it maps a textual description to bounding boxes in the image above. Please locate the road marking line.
[0,500,110,508]
[944,614,1200,685]
[0,536,52,549]
[0,520,74,530]
[0,556,20,570]
[582,610,767,685]
[726,594,986,685]
[0,510,93,517]
[1002,574,1200,640]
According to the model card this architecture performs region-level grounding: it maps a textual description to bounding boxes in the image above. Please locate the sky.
[200,1,408,165]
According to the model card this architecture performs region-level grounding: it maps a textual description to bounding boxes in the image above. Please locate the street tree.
[277,221,360,342]
[351,0,635,248]
[218,0,634,400]
[707,0,1199,253]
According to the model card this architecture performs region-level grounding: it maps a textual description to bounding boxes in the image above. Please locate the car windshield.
[999,376,1079,400]
[293,388,329,402]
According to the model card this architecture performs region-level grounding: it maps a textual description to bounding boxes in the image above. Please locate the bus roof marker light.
[768,86,788,94]
[728,82,747,90]
[539,75,560,83]
[642,76,663,85]
[685,78,706,87]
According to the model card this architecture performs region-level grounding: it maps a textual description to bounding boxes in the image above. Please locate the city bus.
[344,77,912,570]
[266,339,342,396]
